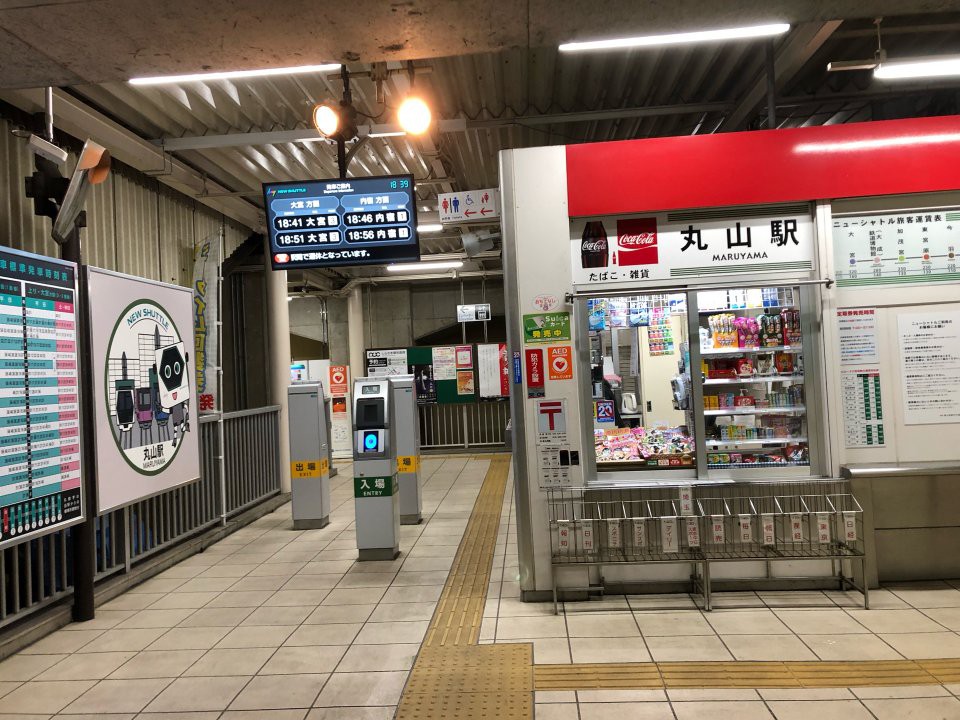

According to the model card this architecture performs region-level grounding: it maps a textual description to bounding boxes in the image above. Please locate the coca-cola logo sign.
[616,218,658,266]
[582,241,606,252]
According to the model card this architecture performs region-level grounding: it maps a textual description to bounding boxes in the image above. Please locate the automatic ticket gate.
[287,383,331,529]
[388,375,422,524]
[352,377,400,560]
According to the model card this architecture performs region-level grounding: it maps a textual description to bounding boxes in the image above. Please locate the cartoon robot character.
[114,352,135,449]
[152,327,190,448]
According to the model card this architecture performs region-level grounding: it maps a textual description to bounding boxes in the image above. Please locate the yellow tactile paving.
[398,454,960,718]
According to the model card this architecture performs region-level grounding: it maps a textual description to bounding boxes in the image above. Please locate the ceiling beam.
[720,21,843,132]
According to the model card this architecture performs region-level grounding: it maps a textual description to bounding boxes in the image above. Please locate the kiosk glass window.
[588,293,696,473]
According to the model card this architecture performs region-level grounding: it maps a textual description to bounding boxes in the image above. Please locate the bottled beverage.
[581,221,609,268]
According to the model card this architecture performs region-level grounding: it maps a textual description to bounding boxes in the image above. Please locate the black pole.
[337,64,352,180]
[765,39,777,129]
[337,137,347,180]
[60,227,97,621]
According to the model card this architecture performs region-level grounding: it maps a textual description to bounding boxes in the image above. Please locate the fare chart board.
[833,209,960,288]
[0,248,83,549]
[265,175,420,270]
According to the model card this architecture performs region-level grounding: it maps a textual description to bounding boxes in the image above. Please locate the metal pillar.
[263,235,292,493]
[347,286,365,385]
[60,229,96,621]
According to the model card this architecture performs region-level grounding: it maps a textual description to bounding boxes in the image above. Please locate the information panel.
[0,248,83,549]
[834,210,960,287]
[265,175,419,270]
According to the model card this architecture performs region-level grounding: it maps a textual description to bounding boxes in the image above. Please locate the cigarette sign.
[548,346,573,380]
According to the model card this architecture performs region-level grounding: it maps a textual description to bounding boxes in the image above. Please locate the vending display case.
[581,283,823,484]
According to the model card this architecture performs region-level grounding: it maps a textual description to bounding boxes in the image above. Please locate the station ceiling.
[2,3,960,285]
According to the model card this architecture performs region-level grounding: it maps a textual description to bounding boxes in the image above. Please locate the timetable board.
[833,209,960,287]
[0,247,83,549]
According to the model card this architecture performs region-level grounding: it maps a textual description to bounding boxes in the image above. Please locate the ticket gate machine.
[388,375,422,524]
[352,377,400,560]
[287,383,331,529]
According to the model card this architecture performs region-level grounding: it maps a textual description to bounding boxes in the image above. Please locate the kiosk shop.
[500,116,960,601]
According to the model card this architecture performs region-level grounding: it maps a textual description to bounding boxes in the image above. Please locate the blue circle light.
[364,433,378,450]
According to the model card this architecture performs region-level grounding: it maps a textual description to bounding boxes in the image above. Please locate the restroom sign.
[548,346,573,380]
[536,399,567,444]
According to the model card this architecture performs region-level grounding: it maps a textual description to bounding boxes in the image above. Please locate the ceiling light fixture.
[130,63,341,85]
[558,23,790,52]
[312,104,340,137]
[417,224,444,233]
[397,97,432,135]
[874,55,960,80]
[794,132,960,154]
[386,260,463,272]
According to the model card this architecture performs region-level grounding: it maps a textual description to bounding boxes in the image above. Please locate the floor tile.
[221,711,309,720]
[721,634,817,661]
[634,611,715,636]
[282,574,343,591]
[216,625,298,648]
[390,570,450,586]
[149,591,222,609]
[116,607,197,629]
[368,602,436,622]
[496,598,557,617]
[242,605,314,626]
[144,675,250,712]
[304,604,376,624]
[230,576,288,592]
[579,701,674,719]
[61,609,137,631]
[380,585,444,604]
[78,628,167,653]
[337,643,419,672]
[863,696,960,719]
[705,609,791,635]
[101,593,166,611]
[500,637,571,664]
[759,591,835,608]
[146,626,231,651]
[229,674,328,710]
[702,592,766,609]
[60,677,171,714]
[335,572,397,588]
[306,705,397,719]
[177,577,239,593]
[322,588,387,605]
[33,652,133,682]
[879,631,960,659]
[0,679,96,714]
[109,649,205,678]
[183,647,275,676]
[919,607,960,631]
[566,613,640,638]
[20,629,103,654]
[264,589,331,607]
[671,701,774,719]
[496,615,568,639]
[354,620,429,644]
[774,609,870,635]
[668,689,760,701]
[260,646,348,674]
[284,623,363,646]
[759,689,855,700]
[768,700,874,720]
[645,635,733,662]
[570,636,651,663]
[887,583,960,609]
[801,634,902,660]
[177,606,254,627]
[535,703,579,720]
[206,590,275,608]
[846,609,947,634]
[851,685,950,699]
[313,671,408,706]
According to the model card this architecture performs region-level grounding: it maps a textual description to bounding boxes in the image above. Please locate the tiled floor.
[4,454,960,719]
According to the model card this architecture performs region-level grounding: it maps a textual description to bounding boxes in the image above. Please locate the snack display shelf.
[698,305,797,314]
[705,437,808,448]
[707,460,811,469]
[703,375,804,385]
[703,406,806,416]
[701,345,802,356]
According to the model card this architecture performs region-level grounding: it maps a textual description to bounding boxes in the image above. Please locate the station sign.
[457,303,491,322]
[265,175,419,270]
[438,188,500,224]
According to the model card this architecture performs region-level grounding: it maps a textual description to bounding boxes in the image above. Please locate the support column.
[347,286,365,381]
[264,237,292,493]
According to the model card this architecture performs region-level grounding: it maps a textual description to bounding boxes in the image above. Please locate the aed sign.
[571,212,814,287]
[548,346,573,380]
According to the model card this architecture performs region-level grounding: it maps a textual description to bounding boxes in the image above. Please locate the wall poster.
[365,348,407,377]
[0,248,83,548]
[477,343,509,398]
[838,308,884,447]
[89,268,201,513]
[898,311,960,425]
[432,346,456,380]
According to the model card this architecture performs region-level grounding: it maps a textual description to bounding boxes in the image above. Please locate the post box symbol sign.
[548,346,573,380]
[536,399,566,435]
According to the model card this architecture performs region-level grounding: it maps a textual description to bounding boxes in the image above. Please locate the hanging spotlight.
[312,104,340,137]
[398,97,432,135]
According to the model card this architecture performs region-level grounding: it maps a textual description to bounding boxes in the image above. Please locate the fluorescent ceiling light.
[794,132,960,154]
[387,260,463,272]
[369,130,407,138]
[417,224,444,233]
[559,23,790,52]
[130,63,341,86]
[874,55,960,80]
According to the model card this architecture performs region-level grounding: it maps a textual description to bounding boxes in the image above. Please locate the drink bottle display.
[581,221,609,268]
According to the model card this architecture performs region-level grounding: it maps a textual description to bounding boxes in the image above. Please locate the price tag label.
[739,514,753,543]
[817,513,831,543]
[558,523,570,552]
[843,512,858,542]
[685,516,700,548]
[660,517,679,553]
[762,514,776,546]
[607,519,622,549]
[679,486,694,516]
[790,513,804,542]
[581,523,595,551]
[711,515,725,544]
[633,518,646,548]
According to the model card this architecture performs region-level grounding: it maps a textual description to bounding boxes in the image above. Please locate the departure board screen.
[264,175,420,270]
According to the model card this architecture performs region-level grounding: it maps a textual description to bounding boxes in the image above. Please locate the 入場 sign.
[570,213,814,288]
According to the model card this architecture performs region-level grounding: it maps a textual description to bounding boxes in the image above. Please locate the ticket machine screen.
[362,430,381,453]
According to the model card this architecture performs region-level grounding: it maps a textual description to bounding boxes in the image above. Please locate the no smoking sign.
[548,346,573,380]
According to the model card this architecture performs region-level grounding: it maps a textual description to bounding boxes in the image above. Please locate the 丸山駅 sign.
[571,213,814,287]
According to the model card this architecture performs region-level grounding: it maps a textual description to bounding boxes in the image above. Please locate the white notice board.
[898,311,960,425]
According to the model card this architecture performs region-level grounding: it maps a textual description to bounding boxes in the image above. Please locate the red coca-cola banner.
[616,218,658,266]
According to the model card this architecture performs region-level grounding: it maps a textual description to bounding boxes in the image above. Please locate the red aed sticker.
[616,218,658,266]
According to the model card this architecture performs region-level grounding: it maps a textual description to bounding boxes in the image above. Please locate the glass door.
[695,285,811,474]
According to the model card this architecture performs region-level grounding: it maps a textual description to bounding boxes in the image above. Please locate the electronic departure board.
[264,175,420,270]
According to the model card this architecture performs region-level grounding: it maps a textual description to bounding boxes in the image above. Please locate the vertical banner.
[525,348,545,398]
[192,233,220,413]
[478,343,509,398]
